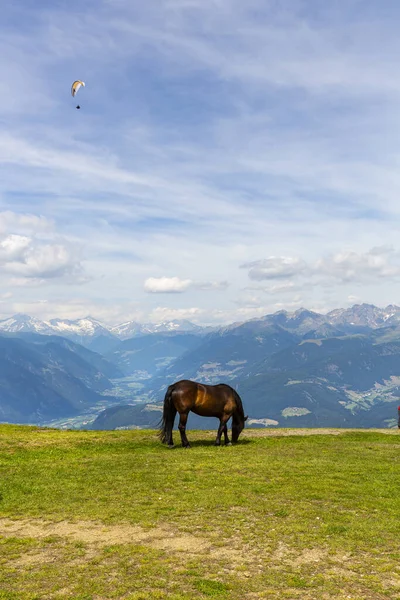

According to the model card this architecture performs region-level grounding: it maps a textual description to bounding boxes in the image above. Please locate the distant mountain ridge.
[89,304,400,431]
[3,303,400,430]
[1,303,399,342]
[0,314,210,344]
[255,304,400,333]
[110,319,207,338]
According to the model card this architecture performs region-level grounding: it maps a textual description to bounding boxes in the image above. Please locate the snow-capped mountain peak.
[0,314,205,342]
[49,316,110,337]
[110,321,146,339]
[0,314,114,341]
[326,303,400,328]
[110,319,205,339]
[2,304,399,347]
[147,320,204,334]
[0,313,53,334]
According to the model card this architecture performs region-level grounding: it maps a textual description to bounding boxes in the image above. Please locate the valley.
[2,303,400,431]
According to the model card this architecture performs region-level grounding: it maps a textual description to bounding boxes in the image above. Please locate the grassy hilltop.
[0,425,400,599]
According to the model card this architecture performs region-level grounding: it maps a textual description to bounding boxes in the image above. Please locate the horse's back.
[169,379,237,417]
[171,379,198,393]
[170,379,198,403]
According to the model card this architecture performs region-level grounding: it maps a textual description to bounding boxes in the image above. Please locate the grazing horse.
[159,379,248,448]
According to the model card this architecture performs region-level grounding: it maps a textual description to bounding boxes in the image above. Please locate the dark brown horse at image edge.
[159,379,248,448]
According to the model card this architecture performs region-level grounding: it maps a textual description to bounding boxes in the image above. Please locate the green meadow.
[1,425,400,599]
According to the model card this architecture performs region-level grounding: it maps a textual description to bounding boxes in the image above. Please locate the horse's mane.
[231,388,245,423]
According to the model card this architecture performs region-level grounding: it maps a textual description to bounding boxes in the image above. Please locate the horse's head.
[232,414,248,443]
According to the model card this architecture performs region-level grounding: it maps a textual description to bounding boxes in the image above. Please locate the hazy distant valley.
[2,304,400,430]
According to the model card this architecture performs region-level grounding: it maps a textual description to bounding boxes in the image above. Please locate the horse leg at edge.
[178,413,191,448]
[215,416,230,446]
[167,406,177,448]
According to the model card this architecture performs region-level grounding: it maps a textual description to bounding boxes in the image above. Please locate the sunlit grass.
[0,425,400,598]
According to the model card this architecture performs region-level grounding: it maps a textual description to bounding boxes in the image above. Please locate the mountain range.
[0,314,209,342]
[0,333,123,423]
[2,303,400,342]
[91,304,400,431]
[2,303,400,430]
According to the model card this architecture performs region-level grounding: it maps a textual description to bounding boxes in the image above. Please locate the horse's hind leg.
[167,426,174,448]
[178,413,191,448]
[166,406,177,448]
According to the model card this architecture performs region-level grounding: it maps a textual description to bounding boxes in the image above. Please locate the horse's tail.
[232,387,248,425]
[159,384,177,443]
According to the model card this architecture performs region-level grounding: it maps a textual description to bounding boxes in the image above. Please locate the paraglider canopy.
[71,80,85,109]
[71,80,85,97]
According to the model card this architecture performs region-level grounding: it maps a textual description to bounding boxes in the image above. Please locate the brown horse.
[159,379,248,448]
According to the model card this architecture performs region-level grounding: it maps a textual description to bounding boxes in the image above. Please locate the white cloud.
[0,234,87,282]
[315,246,400,283]
[144,276,229,293]
[242,257,308,281]
[0,235,31,262]
[241,247,400,288]
[144,276,193,293]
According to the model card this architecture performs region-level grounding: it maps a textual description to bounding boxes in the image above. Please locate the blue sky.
[2,0,400,325]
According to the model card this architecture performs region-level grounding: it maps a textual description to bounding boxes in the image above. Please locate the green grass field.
[1,425,400,599]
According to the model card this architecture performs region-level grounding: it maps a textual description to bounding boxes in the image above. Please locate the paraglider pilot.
[71,80,85,110]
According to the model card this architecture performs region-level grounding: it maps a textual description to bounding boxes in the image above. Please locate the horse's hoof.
[168,444,174,449]
[225,442,232,446]
[183,445,191,449]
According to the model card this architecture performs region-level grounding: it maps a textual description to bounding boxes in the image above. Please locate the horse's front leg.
[215,416,229,446]
[223,423,232,446]
[178,413,191,448]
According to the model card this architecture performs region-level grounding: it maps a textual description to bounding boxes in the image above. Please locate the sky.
[2,0,400,326]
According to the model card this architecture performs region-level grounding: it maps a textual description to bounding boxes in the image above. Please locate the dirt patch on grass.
[0,516,259,576]
[2,518,396,600]
[151,534,211,553]
[271,542,354,570]
[290,547,328,566]
[11,547,63,568]
[0,517,211,554]
[271,542,328,566]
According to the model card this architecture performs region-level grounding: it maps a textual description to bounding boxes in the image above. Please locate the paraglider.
[71,80,85,109]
